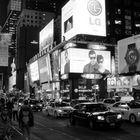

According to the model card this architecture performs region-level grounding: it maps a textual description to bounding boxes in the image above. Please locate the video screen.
[61,48,111,74]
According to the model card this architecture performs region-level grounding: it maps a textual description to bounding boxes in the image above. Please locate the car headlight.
[117,114,122,119]
[97,116,105,120]
[138,112,140,117]
[57,109,63,113]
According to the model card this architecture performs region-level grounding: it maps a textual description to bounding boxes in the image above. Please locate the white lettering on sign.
[89,17,101,26]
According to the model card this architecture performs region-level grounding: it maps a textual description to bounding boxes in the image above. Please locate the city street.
[13,110,140,140]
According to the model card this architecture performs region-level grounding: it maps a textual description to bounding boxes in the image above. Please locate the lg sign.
[87,0,102,26]
[87,0,102,16]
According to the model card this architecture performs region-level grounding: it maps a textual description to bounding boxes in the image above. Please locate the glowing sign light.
[61,0,106,41]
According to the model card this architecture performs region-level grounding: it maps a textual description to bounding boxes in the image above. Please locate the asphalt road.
[12,110,140,140]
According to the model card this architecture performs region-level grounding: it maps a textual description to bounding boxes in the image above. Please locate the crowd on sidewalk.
[0,96,34,140]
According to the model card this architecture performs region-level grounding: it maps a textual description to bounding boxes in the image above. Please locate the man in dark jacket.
[19,100,34,140]
[83,50,99,74]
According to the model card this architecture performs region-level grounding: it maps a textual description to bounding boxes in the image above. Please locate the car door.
[118,104,130,120]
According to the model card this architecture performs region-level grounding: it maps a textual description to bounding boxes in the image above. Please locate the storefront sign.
[61,0,106,41]
[81,74,102,79]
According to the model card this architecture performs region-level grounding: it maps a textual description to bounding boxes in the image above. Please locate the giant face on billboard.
[61,48,111,75]
[118,34,140,74]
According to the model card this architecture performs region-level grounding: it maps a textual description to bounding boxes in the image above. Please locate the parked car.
[110,101,140,123]
[45,101,74,118]
[69,102,123,129]
[29,99,43,112]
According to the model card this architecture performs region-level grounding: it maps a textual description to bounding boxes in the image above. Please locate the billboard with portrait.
[61,48,111,75]
[118,34,140,74]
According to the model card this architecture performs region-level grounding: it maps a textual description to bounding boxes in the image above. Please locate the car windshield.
[55,102,70,107]
[87,104,108,112]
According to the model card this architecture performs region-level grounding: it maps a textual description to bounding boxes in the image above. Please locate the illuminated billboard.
[61,0,106,41]
[118,34,140,74]
[0,33,12,66]
[61,48,111,75]
[29,60,39,82]
[38,54,52,83]
[51,50,60,81]
[132,75,140,87]
[107,76,131,88]
[39,19,54,51]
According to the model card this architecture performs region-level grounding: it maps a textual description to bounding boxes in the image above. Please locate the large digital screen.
[61,48,111,74]
[29,61,39,82]
[118,34,140,74]
[39,19,54,51]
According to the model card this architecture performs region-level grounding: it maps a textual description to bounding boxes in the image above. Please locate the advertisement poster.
[39,19,54,51]
[132,75,140,87]
[29,60,39,82]
[118,34,140,74]
[38,54,52,83]
[52,50,60,81]
[61,48,111,74]
[61,0,106,41]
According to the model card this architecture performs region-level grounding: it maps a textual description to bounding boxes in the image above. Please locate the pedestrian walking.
[12,100,19,121]
[19,100,34,140]
[6,98,14,121]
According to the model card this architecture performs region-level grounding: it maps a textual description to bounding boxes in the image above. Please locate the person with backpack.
[19,100,34,140]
